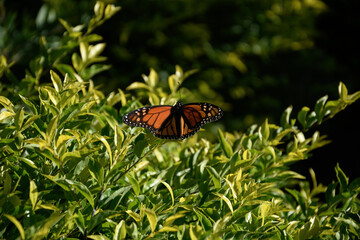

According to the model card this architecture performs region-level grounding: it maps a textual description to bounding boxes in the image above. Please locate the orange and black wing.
[180,103,223,137]
[122,105,173,134]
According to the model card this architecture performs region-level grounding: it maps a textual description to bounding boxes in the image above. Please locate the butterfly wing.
[182,102,223,129]
[122,105,173,133]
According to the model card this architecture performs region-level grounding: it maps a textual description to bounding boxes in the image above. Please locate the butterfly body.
[123,101,223,140]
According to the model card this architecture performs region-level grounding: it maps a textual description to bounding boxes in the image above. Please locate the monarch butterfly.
[122,101,223,140]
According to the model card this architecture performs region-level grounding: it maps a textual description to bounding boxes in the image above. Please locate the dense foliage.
[1,1,360,239]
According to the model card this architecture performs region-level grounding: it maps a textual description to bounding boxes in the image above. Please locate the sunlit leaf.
[114,220,127,240]
[97,135,113,166]
[126,82,151,91]
[335,163,348,193]
[297,106,310,129]
[189,224,203,240]
[20,115,40,132]
[50,70,63,92]
[0,96,15,113]
[3,214,25,240]
[88,43,106,59]
[46,115,58,144]
[25,138,48,150]
[164,211,188,226]
[29,180,38,210]
[218,128,233,158]
[159,226,180,232]
[14,107,24,131]
[87,235,111,240]
[225,177,237,200]
[260,202,271,226]
[280,105,293,128]
[338,81,348,101]
[126,210,141,222]
[144,208,157,232]
[0,110,15,122]
[19,95,38,115]
[214,192,233,213]
[161,180,175,206]
[104,4,121,19]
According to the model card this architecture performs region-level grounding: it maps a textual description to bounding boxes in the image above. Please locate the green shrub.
[1,2,359,240]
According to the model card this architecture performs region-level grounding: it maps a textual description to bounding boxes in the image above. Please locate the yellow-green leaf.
[56,134,73,150]
[0,110,15,122]
[338,81,348,101]
[15,107,24,131]
[20,115,40,132]
[80,42,88,61]
[225,178,237,200]
[147,68,159,87]
[260,202,271,226]
[114,125,124,148]
[32,213,64,240]
[30,180,38,210]
[50,70,62,92]
[4,214,25,240]
[126,82,151,91]
[88,235,111,240]
[260,118,270,142]
[97,135,113,166]
[161,180,174,206]
[46,116,58,144]
[104,4,121,19]
[0,95,15,113]
[168,75,177,93]
[126,210,141,222]
[159,226,180,232]
[214,192,233,213]
[235,168,243,196]
[149,93,160,105]
[72,53,82,72]
[4,171,11,194]
[41,86,60,106]
[38,203,61,212]
[80,101,96,112]
[206,166,221,189]
[71,180,95,208]
[265,146,276,160]
[117,89,127,106]
[113,220,126,240]
[88,43,106,59]
[144,208,157,232]
[20,157,37,169]
[164,211,187,226]
[19,95,38,115]
[189,224,203,240]
[94,1,105,17]
[218,129,233,158]
[25,138,48,150]
[127,174,140,196]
